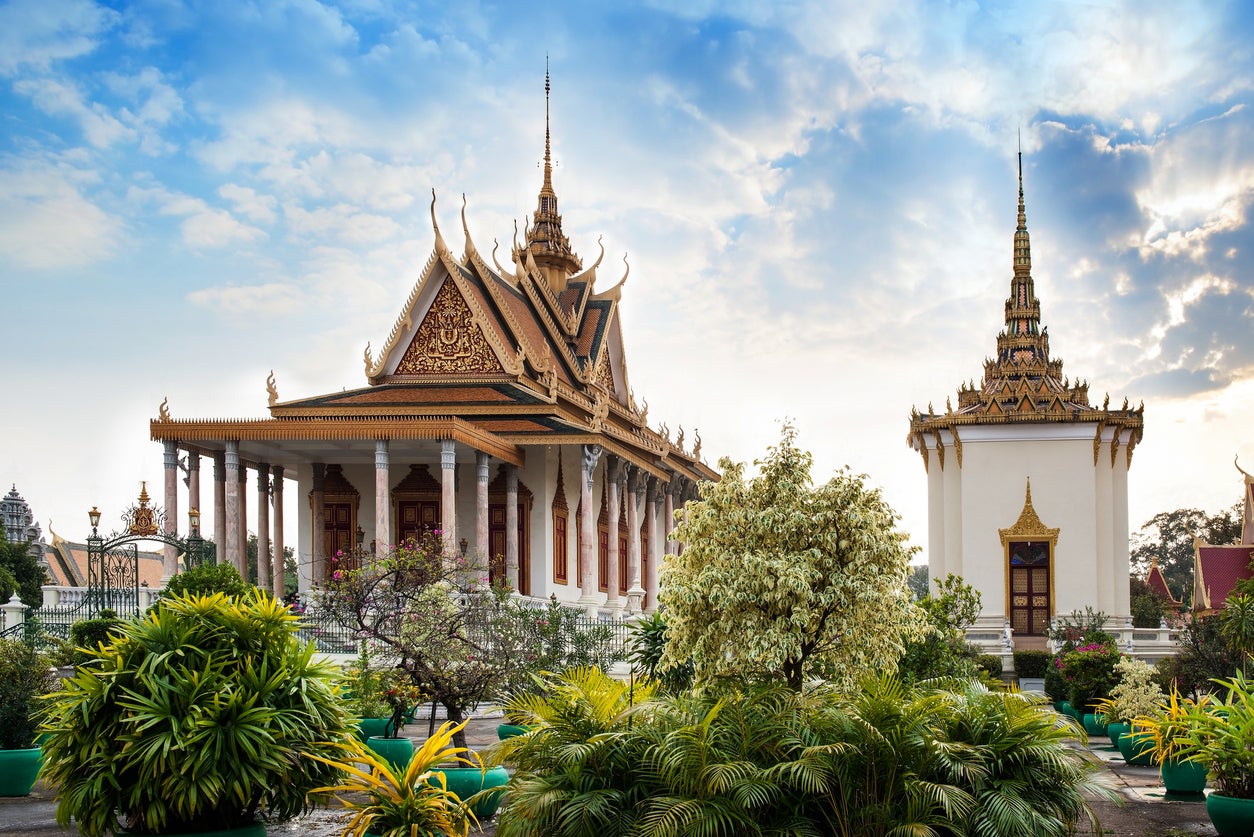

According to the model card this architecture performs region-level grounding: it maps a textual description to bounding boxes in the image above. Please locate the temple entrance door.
[397,500,440,545]
[1008,540,1051,636]
[324,502,355,569]
[488,502,528,594]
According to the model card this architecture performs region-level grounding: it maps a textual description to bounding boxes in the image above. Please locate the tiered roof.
[1193,460,1254,614]
[908,155,1144,467]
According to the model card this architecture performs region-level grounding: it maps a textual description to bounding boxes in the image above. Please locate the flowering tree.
[659,423,923,691]
[317,532,621,748]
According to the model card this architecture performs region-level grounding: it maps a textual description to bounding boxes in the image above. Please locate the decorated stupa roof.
[908,154,1144,462]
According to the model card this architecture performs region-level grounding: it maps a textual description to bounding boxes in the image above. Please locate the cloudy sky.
[3,0,1252,562]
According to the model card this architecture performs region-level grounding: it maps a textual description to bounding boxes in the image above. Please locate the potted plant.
[364,673,425,770]
[341,644,392,740]
[1092,657,1164,751]
[1013,649,1050,692]
[39,590,355,836]
[1175,671,1254,835]
[1134,690,1214,795]
[1060,641,1121,735]
[0,637,56,796]
[307,719,478,837]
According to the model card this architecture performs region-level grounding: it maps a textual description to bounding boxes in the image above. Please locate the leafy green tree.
[245,532,297,595]
[898,573,982,683]
[0,522,46,607]
[659,422,922,691]
[1130,504,1242,607]
[1129,576,1169,628]
[907,563,929,600]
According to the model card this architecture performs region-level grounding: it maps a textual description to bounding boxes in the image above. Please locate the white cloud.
[219,184,277,224]
[15,77,133,148]
[127,184,266,249]
[0,154,119,269]
[189,282,306,315]
[0,0,118,76]
[284,203,400,244]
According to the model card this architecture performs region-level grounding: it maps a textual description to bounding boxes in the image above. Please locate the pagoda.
[908,154,1144,651]
[150,70,715,614]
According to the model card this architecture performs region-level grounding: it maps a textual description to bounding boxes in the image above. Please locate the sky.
[2,0,1253,564]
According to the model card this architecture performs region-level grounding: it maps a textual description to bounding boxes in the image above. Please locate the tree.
[1130,504,1242,607]
[245,533,297,595]
[898,573,982,683]
[1129,577,1169,628]
[907,563,929,600]
[659,422,923,691]
[317,531,621,748]
[0,522,46,607]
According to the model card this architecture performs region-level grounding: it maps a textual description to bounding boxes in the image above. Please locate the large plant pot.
[497,723,532,740]
[1161,758,1208,795]
[366,735,414,771]
[1018,676,1046,692]
[1105,721,1129,748]
[1207,793,1254,837]
[432,765,509,819]
[1055,700,1074,717]
[1082,713,1108,737]
[1117,729,1155,766]
[357,717,392,741]
[0,747,41,797]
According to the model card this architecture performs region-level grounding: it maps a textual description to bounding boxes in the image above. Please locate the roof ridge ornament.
[266,371,278,406]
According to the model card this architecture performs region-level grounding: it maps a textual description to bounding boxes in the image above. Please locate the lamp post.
[186,508,205,568]
[87,505,104,609]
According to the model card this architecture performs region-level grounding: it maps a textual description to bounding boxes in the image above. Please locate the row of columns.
[161,441,287,599]
[577,444,691,615]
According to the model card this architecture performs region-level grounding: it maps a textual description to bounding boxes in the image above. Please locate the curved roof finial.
[461,192,479,262]
[430,189,449,257]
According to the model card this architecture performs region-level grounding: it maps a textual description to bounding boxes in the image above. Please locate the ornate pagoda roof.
[908,154,1144,465]
[152,73,715,487]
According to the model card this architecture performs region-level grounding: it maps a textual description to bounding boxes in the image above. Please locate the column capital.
[271,463,284,481]
[375,439,390,469]
[187,451,200,472]
[163,440,179,468]
[476,451,490,482]
[441,439,457,470]
[256,463,270,491]
[225,441,240,472]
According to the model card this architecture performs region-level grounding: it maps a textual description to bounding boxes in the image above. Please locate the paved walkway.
[0,714,1219,836]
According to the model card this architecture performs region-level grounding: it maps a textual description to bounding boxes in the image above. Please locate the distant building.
[1191,461,1254,615]
[148,73,716,614]
[1,484,47,578]
[908,156,1145,652]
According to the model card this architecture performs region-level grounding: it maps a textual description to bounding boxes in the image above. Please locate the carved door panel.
[397,500,439,546]
[1009,540,1051,636]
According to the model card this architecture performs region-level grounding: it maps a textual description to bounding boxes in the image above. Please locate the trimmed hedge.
[1013,649,1051,678]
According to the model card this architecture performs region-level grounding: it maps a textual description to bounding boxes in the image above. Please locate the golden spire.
[997,147,1047,368]
[525,57,581,288]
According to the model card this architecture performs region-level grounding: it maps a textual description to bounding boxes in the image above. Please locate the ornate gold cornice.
[998,479,1060,545]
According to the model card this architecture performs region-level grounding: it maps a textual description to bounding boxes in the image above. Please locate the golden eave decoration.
[999,479,1059,545]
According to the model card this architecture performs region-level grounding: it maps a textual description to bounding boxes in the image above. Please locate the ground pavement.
[0,711,1219,836]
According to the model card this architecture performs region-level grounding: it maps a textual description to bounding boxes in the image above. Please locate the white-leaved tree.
[659,423,923,691]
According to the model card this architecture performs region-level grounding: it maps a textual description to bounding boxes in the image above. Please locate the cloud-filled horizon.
[3,0,1253,562]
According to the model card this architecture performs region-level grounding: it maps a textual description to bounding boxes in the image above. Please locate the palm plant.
[930,679,1116,836]
[307,719,477,837]
[39,591,353,836]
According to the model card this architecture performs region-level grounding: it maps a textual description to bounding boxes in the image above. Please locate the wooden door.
[1009,540,1051,635]
[397,500,440,546]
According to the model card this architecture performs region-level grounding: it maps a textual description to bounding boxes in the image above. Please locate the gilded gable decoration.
[998,479,1059,545]
[395,279,505,375]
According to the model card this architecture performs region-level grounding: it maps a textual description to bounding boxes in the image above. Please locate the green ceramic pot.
[1206,793,1254,837]
[1161,758,1208,795]
[0,747,41,797]
[497,723,532,740]
[1106,721,1129,748]
[357,717,392,741]
[1082,713,1108,737]
[432,765,509,819]
[366,735,414,771]
[1117,729,1155,766]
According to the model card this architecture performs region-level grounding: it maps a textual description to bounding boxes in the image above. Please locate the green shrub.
[1013,649,1051,678]
[68,610,123,667]
[0,638,56,748]
[1061,642,1121,713]
[40,591,353,836]
[157,561,253,603]
[977,654,1004,678]
[626,610,693,694]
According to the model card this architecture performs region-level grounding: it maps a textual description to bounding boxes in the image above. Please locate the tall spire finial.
[543,54,553,195]
[524,56,581,282]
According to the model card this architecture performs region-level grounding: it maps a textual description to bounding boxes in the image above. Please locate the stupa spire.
[524,57,581,287]
[997,149,1047,367]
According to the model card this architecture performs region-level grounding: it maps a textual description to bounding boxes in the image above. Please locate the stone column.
[505,464,519,592]
[271,466,285,599]
[646,477,661,612]
[664,479,678,556]
[605,456,622,612]
[375,440,390,561]
[578,444,602,613]
[224,442,241,573]
[162,441,180,581]
[256,463,271,592]
[475,452,489,568]
[213,452,226,563]
[625,466,644,614]
[311,463,326,586]
[187,452,200,532]
[440,440,458,557]
[238,463,249,575]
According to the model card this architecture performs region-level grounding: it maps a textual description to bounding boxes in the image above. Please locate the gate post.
[1,593,27,633]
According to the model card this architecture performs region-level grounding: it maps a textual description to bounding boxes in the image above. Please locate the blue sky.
[3,0,1253,559]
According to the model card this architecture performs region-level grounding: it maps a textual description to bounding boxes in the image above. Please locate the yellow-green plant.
[1133,689,1214,765]
[307,719,477,837]
[1174,671,1254,798]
